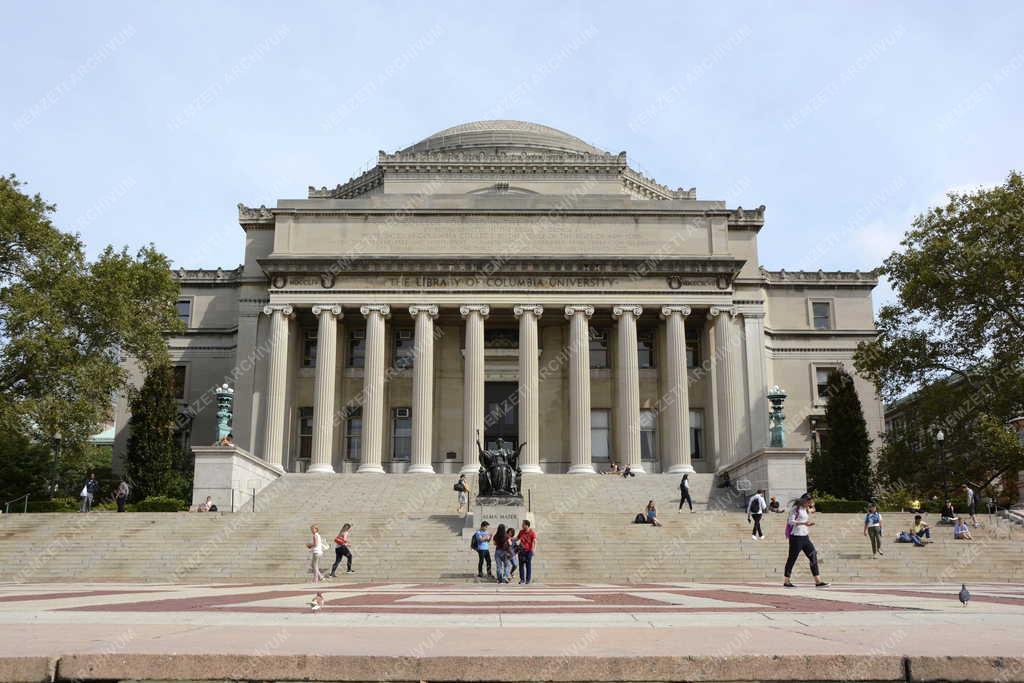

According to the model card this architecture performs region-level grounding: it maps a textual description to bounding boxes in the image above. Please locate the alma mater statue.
[476,431,524,497]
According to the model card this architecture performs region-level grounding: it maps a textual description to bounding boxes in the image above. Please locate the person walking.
[472,521,493,578]
[115,479,130,513]
[506,526,519,581]
[678,474,693,512]
[79,473,99,513]
[783,493,829,588]
[329,523,354,576]
[747,489,767,540]
[516,519,537,585]
[455,474,469,514]
[864,503,884,556]
[493,523,510,583]
[964,484,978,527]
[306,524,326,583]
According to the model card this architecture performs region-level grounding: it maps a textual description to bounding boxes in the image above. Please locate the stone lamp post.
[216,384,234,442]
[767,385,787,448]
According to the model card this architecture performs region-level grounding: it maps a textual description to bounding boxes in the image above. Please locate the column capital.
[263,304,294,317]
[459,304,490,318]
[311,304,343,317]
[709,305,737,318]
[409,304,439,318]
[564,304,594,319]
[740,311,766,320]
[660,305,692,319]
[612,304,643,319]
[513,304,544,318]
[360,304,391,319]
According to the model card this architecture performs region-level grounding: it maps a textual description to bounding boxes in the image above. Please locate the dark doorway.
[484,381,518,450]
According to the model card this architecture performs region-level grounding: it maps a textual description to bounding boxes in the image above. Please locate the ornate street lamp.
[767,385,788,448]
[936,429,946,504]
[216,384,235,443]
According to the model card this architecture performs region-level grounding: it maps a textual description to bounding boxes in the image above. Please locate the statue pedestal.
[465,495,527,536]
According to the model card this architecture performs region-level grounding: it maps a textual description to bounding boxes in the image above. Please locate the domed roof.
[401,120,607,155]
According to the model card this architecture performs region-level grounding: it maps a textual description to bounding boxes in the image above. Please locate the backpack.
[470,532,480,550]
[784,522,793,538]
[454,480,465,493]
[633,513,647,524]
[749,497,762,515]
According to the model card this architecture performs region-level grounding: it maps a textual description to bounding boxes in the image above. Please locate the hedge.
[24,498,79,513]
[134,496,187,512]
[813,499,870,513]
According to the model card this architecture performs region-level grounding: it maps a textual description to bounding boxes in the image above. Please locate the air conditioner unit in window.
[395,407,411,419]
[398,329,412,340]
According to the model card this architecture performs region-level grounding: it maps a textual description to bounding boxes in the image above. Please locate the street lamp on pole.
[937,429,946,505]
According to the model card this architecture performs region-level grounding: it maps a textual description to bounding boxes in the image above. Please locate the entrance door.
[484,382,518,450]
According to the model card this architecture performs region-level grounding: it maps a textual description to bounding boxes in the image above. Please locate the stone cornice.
[727,205,765,230]
[760,267,880,287]
[172,266,243,284]
[237,203,274,226]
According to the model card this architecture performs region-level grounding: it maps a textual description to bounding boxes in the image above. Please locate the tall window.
[638,331,655,368]
[172,365,187,400]
[815,367,835,400]
[640,409,657,460]
[812,301,833,330]
[349,330,366,368]
[298,407,313,461]
[589,328,609,369]
[302,329,317,368]
[689,409,703,460]
[394,329,415,369]
[392,407,411,460]
[686,340,699,368]
[591,409,610,461]
[345,408,362,461]
[175,300,192,327]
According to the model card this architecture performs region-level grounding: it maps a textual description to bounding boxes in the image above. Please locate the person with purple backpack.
[782,493,829,588]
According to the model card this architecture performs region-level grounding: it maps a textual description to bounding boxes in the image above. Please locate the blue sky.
[2,1,1022,310]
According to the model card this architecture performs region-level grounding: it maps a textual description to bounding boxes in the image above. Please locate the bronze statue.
[476,431,524,497]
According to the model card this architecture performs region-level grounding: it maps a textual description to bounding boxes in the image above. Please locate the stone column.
[261,304,293,472]
[711,307,741,468]
[308,304,342,474]
[408,304,438,474]
[660,305,694,474]
[613,305,644,473]
[512,305,543,474]
[460,305,489,474]
[358,304,390,474]
[742,312,770,453]
[565,305,595,474]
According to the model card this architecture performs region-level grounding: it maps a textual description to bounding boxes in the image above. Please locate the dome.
[401,120,607,155]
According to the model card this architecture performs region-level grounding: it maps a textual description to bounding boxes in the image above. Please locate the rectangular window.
[638,331,655,369]
[298,407,313,461]
[302,329,317,368]
[349,329,366,368]
[640,409,657,461]
[690,409,703,460]
[345,408,362,461]
[686,340,699,368]
[812,301,833,330]
[392,407,411,461]
[589,328,609,369]
[171,365,187,400]
[175,300,191,327]
[591,409,610,461]
[816,367,834,400]
[394,328,415,369]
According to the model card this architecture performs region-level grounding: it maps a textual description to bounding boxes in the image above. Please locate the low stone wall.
[191,446,281,511]
[720,447,808,506]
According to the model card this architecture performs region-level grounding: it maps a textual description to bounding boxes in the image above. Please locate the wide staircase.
[1,474,1021,583]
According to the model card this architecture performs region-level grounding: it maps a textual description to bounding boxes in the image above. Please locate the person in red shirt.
[516,520,538,585]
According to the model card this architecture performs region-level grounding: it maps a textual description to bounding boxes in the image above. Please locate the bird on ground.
[959,584,971,606]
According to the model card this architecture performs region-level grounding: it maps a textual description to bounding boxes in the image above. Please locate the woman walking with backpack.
[678,474,693,512]
[783,493,829,588]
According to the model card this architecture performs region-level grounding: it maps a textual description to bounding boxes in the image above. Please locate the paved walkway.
[1,581,1023,681]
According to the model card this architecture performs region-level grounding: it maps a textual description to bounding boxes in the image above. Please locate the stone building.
[114,120,883,493]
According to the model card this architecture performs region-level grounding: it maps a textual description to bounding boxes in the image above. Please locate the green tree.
[126,363,184,499]
[807,369,874,500]
[0,174,180,484]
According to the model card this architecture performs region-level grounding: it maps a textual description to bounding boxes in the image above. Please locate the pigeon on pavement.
[959,584,971,606]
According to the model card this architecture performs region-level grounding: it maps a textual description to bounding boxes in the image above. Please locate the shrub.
[24,498,79,513]
[134,495,186,512]
[811,493,870,513]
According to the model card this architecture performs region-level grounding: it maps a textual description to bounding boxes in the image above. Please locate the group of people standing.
[472,519,537,584]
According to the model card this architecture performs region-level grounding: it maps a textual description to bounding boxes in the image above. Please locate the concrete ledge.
[0,657,53,683]
[909,656,1024,682]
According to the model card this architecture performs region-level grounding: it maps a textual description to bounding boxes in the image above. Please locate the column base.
[520,464,543,474]
[356,463,386,474]
[629,464,647,474]
[406,464,435,474]
[666,464,696,474]
[460,463,479,475]
[567,464,596,474]
[306,463,335,474]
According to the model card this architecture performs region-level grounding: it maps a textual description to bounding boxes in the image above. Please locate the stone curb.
[0,654,1017,682]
